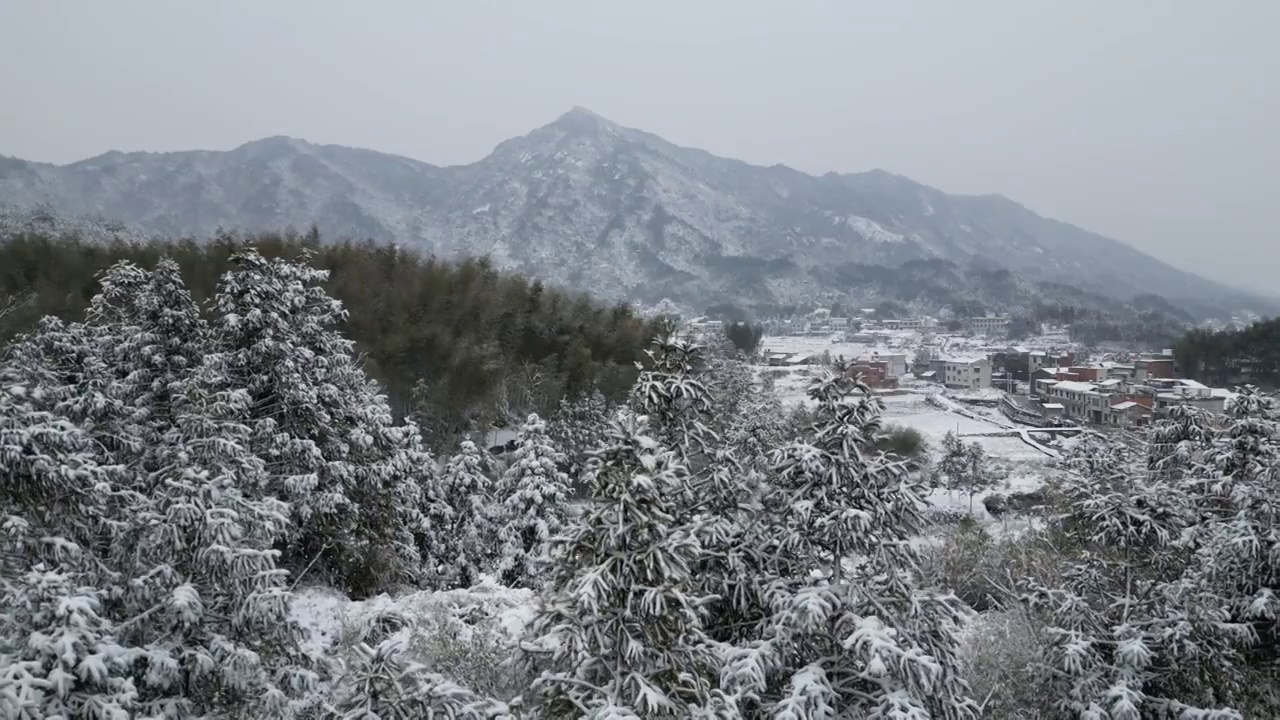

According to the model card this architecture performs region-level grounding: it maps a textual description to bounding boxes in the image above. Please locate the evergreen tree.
[548,389,612,480]
[208,248,426,595]
[88,258,209,453]
[1147,403,1216,482]
[723,321,763,355]
[1189,386,1280,698]
[724,367,977,718]
[1205,386,1279,485]
[1023,433,1245,718]
[631,334,716,468]
[629,332,784,667]
[3,315,140,464]
[116,354,317,716]
[494,413,571,589]
[427,440,496,589]
[1,269,317,717]
[0,377,136,718]
[522,413,731,717]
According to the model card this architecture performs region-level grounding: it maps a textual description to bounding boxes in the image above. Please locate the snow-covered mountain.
[0,107,1267,315]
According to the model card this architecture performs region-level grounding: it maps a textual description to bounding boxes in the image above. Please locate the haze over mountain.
[1,107,1269,318]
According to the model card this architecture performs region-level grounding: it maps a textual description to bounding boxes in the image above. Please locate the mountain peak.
[235,135,310,154]
[549,106,619,136]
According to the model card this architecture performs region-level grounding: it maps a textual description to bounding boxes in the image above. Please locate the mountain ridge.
[0,107,1269,318]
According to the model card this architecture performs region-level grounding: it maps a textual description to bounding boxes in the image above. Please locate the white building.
[829,317,849,331]
[938,356,992,391]
[858,352,908,379]
[882,317,936,331]
[965,316,1010,334]
[1147,378,1226,417]
[1049,380,1101,422]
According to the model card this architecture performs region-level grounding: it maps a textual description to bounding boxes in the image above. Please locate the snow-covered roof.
[1042,367,1076,376]
[1042,403,1065,409]
[1099,378,1123,387]
[1055,381,1098,394]
[1111,401,1144,411]
[1176,379,1209,390]
[945,356,987,365]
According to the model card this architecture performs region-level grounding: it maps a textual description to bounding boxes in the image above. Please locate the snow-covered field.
[760,333,918,365]
[759,355,1058,523]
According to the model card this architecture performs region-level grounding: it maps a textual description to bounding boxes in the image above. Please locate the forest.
[1175,316,1280,389]
[0,228,664,452]
[4,242,1280,718]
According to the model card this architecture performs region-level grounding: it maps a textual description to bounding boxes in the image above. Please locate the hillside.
[0,227,661,452]
[1,108,1269,318]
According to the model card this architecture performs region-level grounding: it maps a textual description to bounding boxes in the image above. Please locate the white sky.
[1,1,1276,295]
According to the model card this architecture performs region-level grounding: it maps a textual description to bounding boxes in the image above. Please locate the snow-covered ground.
[293,577,535,659]
[760,357,1058,524]
[760,333,919,364]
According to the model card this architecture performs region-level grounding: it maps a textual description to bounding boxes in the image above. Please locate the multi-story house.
[882,317,936,331]
[847,360,898,389]
[1146,378,1226,417]
[1050,380,1105,422]
[934,356,992,391]
[1135,351,1177,380]
[965,316,1010,334]
[863,352,908,379]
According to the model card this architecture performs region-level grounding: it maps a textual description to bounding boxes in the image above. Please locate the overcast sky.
[2,1,1276,295]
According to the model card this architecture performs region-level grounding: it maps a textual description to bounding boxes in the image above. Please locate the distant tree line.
[0,227,663,451]
[1176,317,1280,388]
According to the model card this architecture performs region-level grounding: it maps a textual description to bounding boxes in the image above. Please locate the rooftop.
[1042,367,1076,376]
[1055,380,1099,393]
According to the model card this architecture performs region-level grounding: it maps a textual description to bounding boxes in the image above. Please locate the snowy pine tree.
[112,353,318,716]
[722,380,787,472]
[1023,431,1247,718]
[1205,385,1279,485]
[1147,402,1216,482]
[0,377,137,718]
[5,259,208,473]
[426,439,497,589]
[3,314,141,464]
[522,413,732,718]
[87,258,209,454]
[548,389,612,480]
[631,334,717,469]
[494,413,571,589]
[208,249,427,595]
[1187,386,1280,706]
[723,366,977,718]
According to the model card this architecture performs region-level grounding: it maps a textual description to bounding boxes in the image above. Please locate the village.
[686,308,1230,432]
[680,306,1236,521]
